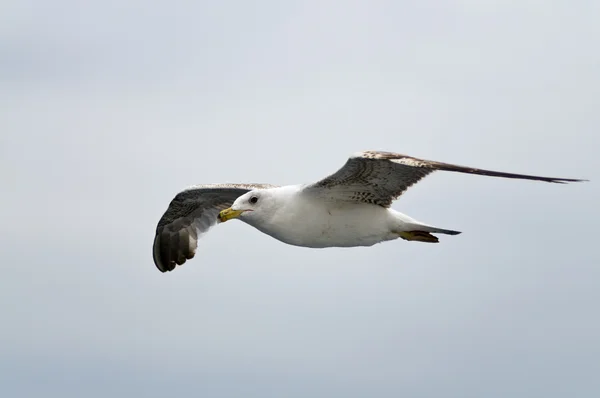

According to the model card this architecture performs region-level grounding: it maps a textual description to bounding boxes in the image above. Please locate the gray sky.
[2,1,599,397]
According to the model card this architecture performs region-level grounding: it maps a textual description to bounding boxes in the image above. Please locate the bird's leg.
[397,231,439,243]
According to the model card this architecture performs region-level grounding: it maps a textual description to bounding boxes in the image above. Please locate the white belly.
[247,199,399,248]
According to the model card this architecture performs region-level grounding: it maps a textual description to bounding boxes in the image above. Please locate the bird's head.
[218,189,275,223]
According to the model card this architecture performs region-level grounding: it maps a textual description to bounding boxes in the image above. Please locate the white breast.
[253,194,396,248]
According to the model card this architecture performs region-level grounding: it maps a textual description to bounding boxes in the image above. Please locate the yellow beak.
[218,208,244,222]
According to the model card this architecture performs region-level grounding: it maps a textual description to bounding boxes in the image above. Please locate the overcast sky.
[2,1,599,397]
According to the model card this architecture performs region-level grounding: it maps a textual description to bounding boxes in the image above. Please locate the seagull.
[152,150,585,272]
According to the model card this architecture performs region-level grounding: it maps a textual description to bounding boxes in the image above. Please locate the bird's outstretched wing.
[303,150,586,207]
[153,183,277,272]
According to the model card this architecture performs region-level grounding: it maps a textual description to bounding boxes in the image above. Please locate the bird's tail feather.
[417,226,462,236]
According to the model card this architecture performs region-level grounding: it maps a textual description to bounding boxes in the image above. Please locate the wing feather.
[152,183,277,272]
[303,151,586,207]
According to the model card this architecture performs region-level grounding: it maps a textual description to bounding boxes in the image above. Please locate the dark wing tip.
[425,161,589,185]
[546,178,589,184]
[520,177,588,184]
[153,233,175,272]
[152,227,196,273]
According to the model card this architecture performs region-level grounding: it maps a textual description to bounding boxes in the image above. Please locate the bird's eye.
[249,196,258,204]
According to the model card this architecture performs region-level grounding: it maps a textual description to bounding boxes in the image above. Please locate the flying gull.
[152,150,585,272]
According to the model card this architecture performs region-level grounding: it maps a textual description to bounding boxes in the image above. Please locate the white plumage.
[153,151,585,272]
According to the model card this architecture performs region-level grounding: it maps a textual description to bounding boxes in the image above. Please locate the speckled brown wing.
[153,183,277,272]
[303,151,585,207]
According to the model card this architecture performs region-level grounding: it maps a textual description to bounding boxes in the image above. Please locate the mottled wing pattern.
[304,150,585,207]
[153,183,277,272]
